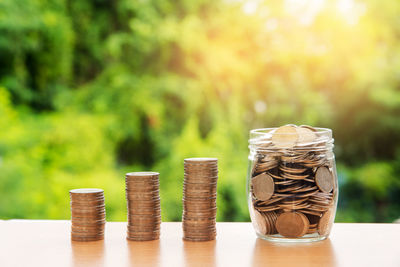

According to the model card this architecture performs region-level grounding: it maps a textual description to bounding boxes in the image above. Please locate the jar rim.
[248,126,333,150]
[250,127,332,136]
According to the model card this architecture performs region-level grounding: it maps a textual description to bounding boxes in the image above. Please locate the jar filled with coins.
[247,125,338,242]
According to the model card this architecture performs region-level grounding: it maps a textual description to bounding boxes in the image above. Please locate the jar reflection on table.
[247,125,338,242]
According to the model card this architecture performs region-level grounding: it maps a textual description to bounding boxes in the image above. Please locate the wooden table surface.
[0,220,399,267]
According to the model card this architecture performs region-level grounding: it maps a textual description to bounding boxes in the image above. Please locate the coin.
[183,236,215,242]
[315,167,334,193]
[262,211,278,234]
[126,171,159,177]
[183,225,216,231]
[71,228,104,234]
[271,125,299,149]
[296,126,317,144]
[70,188,104,196]
[251,209,267,235]
[183,222,216,228]
[275,211,310,238]
[127,233,160,241]
[182,214,216,220]
[184,158,218,163]
[71,225,105,231]
[183,232,216,238]
[183,184,218,191]
[71,215,106,221]
[71,236,103,242]
[252,173,275,201]
[318,209,333,236]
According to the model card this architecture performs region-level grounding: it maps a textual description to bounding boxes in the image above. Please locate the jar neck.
[248,127,334,154]
[250,140,334,152]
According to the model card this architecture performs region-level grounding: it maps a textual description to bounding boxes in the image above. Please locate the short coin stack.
[126,172,161,241]
[182,158,218,241]
[70,188,106,242]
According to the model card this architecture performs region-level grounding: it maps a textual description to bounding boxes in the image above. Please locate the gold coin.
[296,126,317,144]
[126,171,159,178]
[318,209,333,236]
[263,212,273,235]
[271,125,299,149]
[71,236,104,242]
[252,209,267,235]
[263,211,278,234]
[252,173,275,201]
[70,188,104,194]
[256,206,281,212]
[299,209,323,217]
[254,160,279,174]
[184,157,218,163]
[315,167,334,193]
[256,196,284,206]
[275,211,310,238]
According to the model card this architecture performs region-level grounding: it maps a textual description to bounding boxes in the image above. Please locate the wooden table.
[0,220,399,267]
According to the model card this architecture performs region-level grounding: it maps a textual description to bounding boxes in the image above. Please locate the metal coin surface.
[252,173,275,201]
[315,167,334,193]
[275,211,310,238]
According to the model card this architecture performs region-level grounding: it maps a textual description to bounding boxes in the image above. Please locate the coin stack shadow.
[126,172,161,241]
[182,158,218,242]
[70,188,106,242]
[250,125,336,238]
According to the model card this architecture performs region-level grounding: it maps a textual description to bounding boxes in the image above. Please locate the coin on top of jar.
[271,125,299,149]
[271,124,319,149]
[296,125,317,144]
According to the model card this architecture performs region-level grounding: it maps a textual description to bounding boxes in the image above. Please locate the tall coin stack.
[70,188,106,242]
[126,172,161,241]
[182,158,218,242]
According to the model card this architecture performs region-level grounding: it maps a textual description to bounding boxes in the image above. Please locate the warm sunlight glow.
[240,0,366,26]
[336,0,366,25]
[284,0,326,25]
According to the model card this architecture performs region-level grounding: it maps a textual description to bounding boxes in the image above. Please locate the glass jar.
[247,125,338,242]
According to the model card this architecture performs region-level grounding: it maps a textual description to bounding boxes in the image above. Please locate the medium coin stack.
[182,158,218,242]
[126,172,161,241]
[250,125,337,238]
[70,188,106,242]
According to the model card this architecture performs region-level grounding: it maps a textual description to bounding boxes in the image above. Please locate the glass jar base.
[256,232,327,243]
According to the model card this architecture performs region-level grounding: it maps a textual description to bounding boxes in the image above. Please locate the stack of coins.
[182,158,218,241]
[250,125,337,238]
[126,172,161,241]
[70,188,106,242]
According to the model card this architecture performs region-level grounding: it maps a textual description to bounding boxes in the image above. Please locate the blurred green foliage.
[0,0,399,222]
